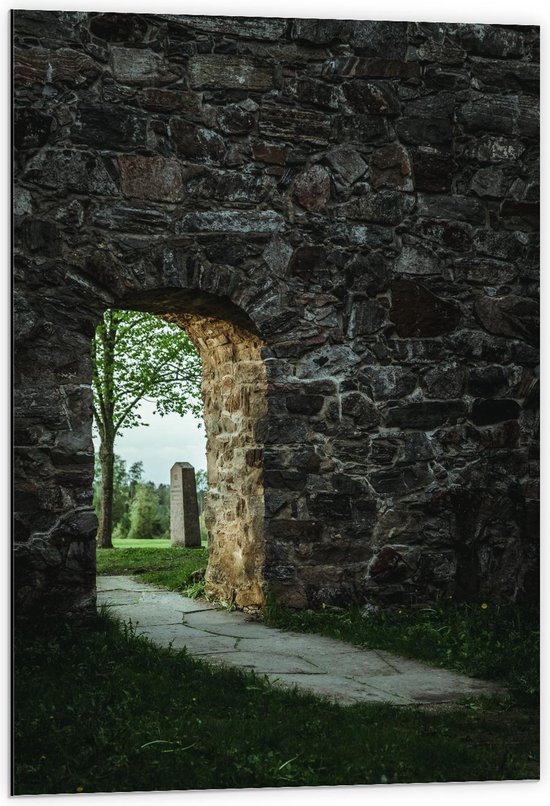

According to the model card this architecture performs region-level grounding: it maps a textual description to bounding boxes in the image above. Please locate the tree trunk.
[97,438,115,548]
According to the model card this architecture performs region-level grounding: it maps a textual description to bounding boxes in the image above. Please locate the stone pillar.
[170,462,201,548]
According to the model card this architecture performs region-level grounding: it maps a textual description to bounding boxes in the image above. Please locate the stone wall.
[166,314,268,608]
[13,11,539,616]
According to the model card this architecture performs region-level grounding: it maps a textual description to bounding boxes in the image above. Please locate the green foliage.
[92,309,202,546]
[13,613,539,794]
[264,600,539,703]
[127,483,160,540]
[195,469,208,514]
[92,310,202,441]
[94,458,171,540]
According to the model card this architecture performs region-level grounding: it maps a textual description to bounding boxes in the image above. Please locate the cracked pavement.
[97,576,504,706]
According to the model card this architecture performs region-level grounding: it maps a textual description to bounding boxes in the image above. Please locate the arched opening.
[102,289,268,609]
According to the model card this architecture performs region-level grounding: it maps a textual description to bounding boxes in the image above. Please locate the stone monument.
[170,462,202,548]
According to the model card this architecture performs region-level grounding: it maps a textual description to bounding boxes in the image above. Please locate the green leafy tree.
[195,469,208,515]
[127,482,159,540]
[92,310,202,548]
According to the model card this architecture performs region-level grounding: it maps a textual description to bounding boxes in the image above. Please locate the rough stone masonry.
[13,11,539,617]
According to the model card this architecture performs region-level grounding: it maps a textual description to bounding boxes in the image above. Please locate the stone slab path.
[97,576,503,707]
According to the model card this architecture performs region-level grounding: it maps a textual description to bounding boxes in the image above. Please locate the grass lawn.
[14,610,539,795]
[97,541,208,596]
[13,541,535,793]
[264,600,540,704]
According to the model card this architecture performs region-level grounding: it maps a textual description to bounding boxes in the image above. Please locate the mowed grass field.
[12,540,539,793]
[97,540,208,595]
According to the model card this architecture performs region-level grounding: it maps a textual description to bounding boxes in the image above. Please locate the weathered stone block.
[347,300,387,336]
[217,103,256,134]
[370,144,413,190]
[264,470,308,491]
[459,95,539,138]
[474,294,538,345]
[471,399,521,426]
[259,106,331,146]
[453,258,517,286]
[330,223,394,247]
[89,12,149,42]
[468,366,512,398]
[252,141,287,165]
[111,46,179,85]
[13,10,85,45]
[118,155,184,202]
[346,252,391,294]
[285,78,338,110]
[457,24,527,58]
[343,80,400,116]
[424,65,469,90]
[173,14,286,41]
[326,146,367,184]
[178,210,285,234]
[410,147,453,192]
[323,57,419,79]
[358,366,417,401]
[368,547,411,584]
[390,279,461,337]
[293,165,331,213]
[342,190,414,225]
[341,392,380,426]
[73,104,147,150]
[417,194,485,224]
[387,401,467,429]
[337,115,392,145]
[136,88,201,115]
[18,219,61,256]
[500,201,539,232]
[188,55,274,90]
[422,362,466,399]
[469,58,539,94]
[471,167,510,198]
[91,204,169,232]
[24,149,119,195]
[14,109,53,150]
[186,170,264,204]
[308,493,352,520]
[14,47,100,87]
[393,245,440,276]
[417,219,472,253]
[473,230,527,262]
[350,20,407,57]
[396,116,452,145]
[370,464,434,495]
[462,136,525,164]
[291,18,347,44]
[288,246,326,279]
[170,120,226,162]
[285,394,324,415]
[407,41,465,65]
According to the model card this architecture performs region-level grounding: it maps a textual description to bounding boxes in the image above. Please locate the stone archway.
[13,11,539,618]
[117,292,269,609]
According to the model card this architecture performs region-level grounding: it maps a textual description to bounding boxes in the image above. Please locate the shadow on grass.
[14,608,539,795]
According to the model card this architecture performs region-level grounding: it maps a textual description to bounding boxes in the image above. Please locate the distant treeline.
[93,456,207,540]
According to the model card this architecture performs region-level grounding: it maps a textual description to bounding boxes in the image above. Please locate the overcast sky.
[93,399,207,486]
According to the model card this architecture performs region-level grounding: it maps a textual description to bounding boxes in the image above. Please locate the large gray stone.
[170,462,201,548]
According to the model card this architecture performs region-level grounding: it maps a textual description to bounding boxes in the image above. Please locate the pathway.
[97,576,503,707]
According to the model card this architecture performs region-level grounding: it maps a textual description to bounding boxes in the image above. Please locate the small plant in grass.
[182,579,206,599]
